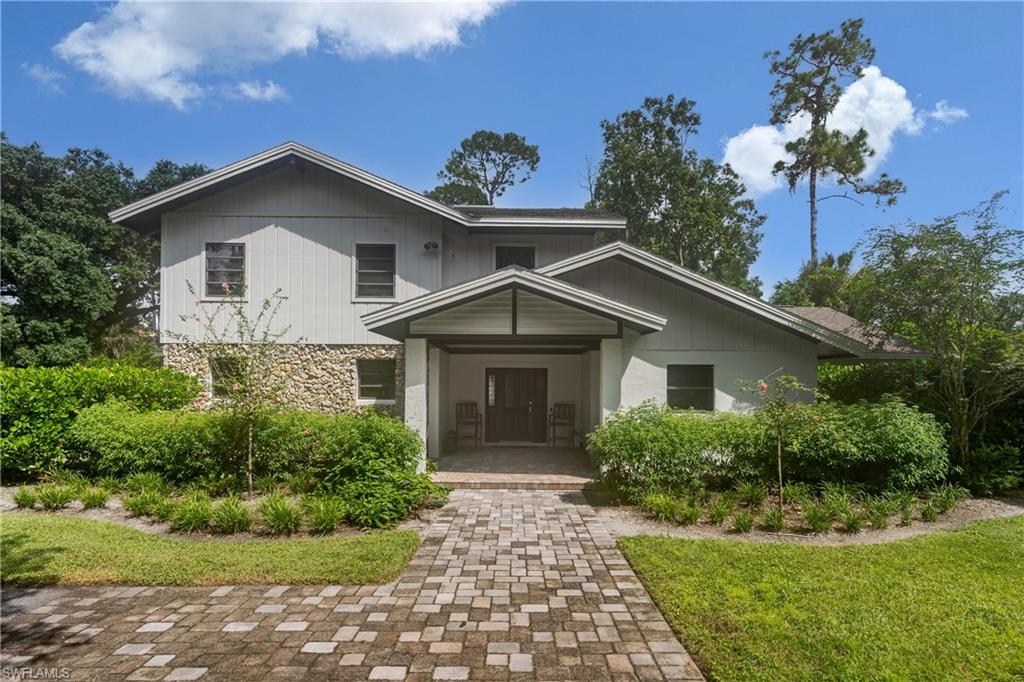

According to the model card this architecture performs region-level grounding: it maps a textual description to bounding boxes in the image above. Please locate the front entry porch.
[433,446,597,490]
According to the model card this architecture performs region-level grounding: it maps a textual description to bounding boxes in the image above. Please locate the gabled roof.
[361,265,667,340]
[780,306,925,358]
[109,142,627,234]
[539,241,927,361]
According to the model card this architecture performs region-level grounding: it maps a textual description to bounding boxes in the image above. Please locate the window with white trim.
[355,244,396,298]
[667,365,714,411]
[357,358,396,401]
[205,243,245,297]
[495,245,535,269]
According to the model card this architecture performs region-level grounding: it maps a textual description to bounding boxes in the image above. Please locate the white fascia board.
[361,268,666,333]
[539,241,874,357]
[109,141,624,232]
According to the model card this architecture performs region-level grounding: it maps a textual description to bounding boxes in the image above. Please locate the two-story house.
[111,142,921,468]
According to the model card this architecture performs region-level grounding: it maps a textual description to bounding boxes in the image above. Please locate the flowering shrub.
[0,364,200,480]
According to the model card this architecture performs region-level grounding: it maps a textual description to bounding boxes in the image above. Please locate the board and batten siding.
[560,259,819,411]
[161,165,445,345]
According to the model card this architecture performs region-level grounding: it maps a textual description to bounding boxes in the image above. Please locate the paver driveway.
[1,490,703,681]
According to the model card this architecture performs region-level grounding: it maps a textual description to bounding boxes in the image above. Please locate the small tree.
[434,130,540,205]
[423,181,488,206]
[766,18,905,268]
[171,282,291,498]
[745,374,817,511]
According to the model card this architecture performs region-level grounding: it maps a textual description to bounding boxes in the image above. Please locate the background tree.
[767,18,905,268]
[592,95,766,295]
[770,250,856,311]
[423,181,487,206]
[430,130,540,205]
[847,192,1024,470]
[0,135,210,366]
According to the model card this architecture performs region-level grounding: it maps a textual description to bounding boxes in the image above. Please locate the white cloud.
[723,66,968,197]
[55,1,504,109]
[22,62,66,93]
[227,80,288,102]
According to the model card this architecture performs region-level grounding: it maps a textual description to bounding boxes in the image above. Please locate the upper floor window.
[667,365,714,411]
[356,244,396,299]
[495,245,535,270]
[357,358,397,401]
[206,243,244,297]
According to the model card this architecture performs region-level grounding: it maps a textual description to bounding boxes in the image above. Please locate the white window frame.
[202,241,248,301]
[666,364,715,412]
[355,357,398,405]
[493,243,537,271]
[353,242,398,303]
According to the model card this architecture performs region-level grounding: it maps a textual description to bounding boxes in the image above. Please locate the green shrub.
[123,490,164,517]
[919,501,939,523]
[839,510,866,534]
[802,503,834,534]
[863,498,892,529]
[210,498,253,534]
[259,495,302,535]
[731,511,754,534]
[641,493,685,523]
[12,486,38,509]
[678,503,702,527]
[0,364,200,479]
[305,496,346,535]
[761,508,785,532]
[80,487,110,509]
[736,482,767,507]
[36,485,74,511]
[589,398,948,497]
[781,482,814,506]
[121,472,168,494]
[962,443,1023,495]
[707,495,735,524]
[171,493,213,533]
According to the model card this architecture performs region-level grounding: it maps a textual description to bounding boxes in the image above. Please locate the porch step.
[432,475,592,491]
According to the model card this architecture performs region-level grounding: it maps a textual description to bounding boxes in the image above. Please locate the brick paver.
[1,490,703,680]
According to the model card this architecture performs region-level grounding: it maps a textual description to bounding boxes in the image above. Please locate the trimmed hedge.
[588,399,948,500]
[1,364,201,479]
[68,403,422,484]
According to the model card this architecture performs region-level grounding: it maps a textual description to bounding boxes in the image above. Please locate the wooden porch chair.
[548,403,575,447]
[455,401,482,447]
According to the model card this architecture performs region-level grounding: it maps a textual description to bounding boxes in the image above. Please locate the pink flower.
[758,382,768,393]
[220,281,230,292]
[231,383,239,392]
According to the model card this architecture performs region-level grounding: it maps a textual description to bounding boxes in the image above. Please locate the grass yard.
[0,514,418,586]
[620,516,1024,681]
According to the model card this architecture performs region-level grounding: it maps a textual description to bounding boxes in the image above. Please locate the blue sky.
[3,1,1021,292]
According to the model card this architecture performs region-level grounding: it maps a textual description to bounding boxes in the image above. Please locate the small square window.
[356,244,396,298]
[210,356,245,398]
[357,358,396,401]
[495,245,535,270]
[206,243,245,297]
[667,365,714,411]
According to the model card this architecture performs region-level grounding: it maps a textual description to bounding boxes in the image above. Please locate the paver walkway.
[1,490,703,681]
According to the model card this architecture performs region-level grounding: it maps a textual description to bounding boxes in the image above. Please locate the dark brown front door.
[485,368,547,443]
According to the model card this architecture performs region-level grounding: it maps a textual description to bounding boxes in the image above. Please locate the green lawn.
[620,517,1024,681]
[0,514,418,586]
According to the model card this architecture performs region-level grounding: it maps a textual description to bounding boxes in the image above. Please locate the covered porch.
[361,266,666,475]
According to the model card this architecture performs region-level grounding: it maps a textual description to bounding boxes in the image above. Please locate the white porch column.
[599,338,623,422]
[427,345,441,462]
[404,338,428,472]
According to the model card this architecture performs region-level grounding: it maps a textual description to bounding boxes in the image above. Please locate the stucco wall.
[163,343,404,416]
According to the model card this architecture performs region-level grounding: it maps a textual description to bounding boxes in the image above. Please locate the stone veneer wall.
[162,343,405,417]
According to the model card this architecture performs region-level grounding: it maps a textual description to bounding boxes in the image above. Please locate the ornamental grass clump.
[863,497,892,529]
[210,497,253,534]
[12,486,38,509]
[839,510,866,534]
[171,493,213,533]
[731,511,755,534]
[306,496,346,535]
[919,501,939,523]
[123,490,164,517]
[802,503,834,534]
[736,482,768,508]
[641,493,685,523]
[707,495,735,524]
[932,484,969,514]
[260,494,303,535]
[36,485,74,511]
[761,508,786,532]
[80,487,110,510]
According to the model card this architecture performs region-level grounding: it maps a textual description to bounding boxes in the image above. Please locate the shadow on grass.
[1,530,64,587]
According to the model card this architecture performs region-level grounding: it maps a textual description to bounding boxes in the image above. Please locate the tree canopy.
[770,250,857,311]
[592,95,766,295]
[1,135,210,366]
[767,18,905,267]
[430,130,540,205]
[423,181,488,206]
